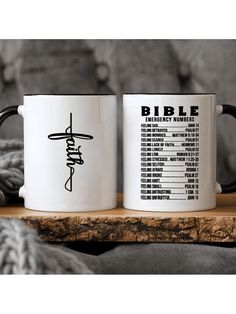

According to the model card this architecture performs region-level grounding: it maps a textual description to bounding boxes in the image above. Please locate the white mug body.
[123,94,217,212]
[19,95,117,212]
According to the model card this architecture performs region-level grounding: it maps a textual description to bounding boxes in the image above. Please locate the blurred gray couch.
[0,39,235,191]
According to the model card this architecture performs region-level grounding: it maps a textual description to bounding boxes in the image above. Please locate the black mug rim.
[24,93,116,96]
[24,93,216,96]
[123,93,216,95]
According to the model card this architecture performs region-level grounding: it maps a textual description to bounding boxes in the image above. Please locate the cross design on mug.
[48,113,93,192]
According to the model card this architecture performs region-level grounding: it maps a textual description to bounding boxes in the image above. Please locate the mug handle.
[0,105,21,197]
[218,104,236,193]
[0,106,19,126]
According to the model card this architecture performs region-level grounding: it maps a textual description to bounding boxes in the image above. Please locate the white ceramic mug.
[123,93,236,212]
[0,95,117,212]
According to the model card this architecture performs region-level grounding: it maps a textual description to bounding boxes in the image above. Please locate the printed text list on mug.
[140,105,199,201]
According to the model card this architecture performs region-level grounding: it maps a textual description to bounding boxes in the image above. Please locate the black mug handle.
[0,106,19,127]
[0,105,20,197]
[220,104,236,193]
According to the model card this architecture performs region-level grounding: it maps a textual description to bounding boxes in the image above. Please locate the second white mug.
[123,93,236,212]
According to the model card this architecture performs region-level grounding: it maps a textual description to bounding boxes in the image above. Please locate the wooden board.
[1,193,236,242]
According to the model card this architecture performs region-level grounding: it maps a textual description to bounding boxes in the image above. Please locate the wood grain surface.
[1,193,236,242]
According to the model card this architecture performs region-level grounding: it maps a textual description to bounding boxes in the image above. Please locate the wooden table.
[1,193,236,242]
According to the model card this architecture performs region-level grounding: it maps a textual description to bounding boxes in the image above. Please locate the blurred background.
[0,39,235,191]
